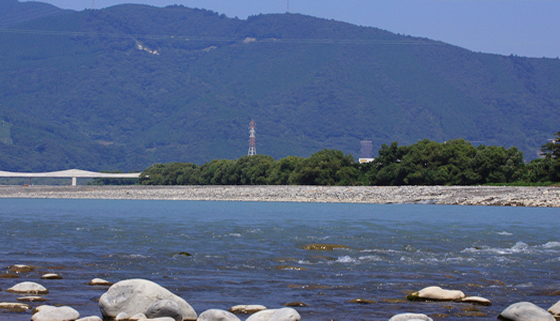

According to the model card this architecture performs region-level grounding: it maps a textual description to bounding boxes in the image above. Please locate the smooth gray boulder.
[115,312,130,321]
[99,279,197,321]
[268,308,301,321]
[130,313,148,320]
[246,309,277,321]
[197,309,241,321]
[6,281,48,294]
[31,305,80,321]
[147,300,183,321]
[41,273,63,280]
[88,278,113,286]
[498,302,555,321]
[461,296,491,306]
[389,313,433,321]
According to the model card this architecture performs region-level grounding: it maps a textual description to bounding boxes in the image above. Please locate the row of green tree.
[138,132,559,186]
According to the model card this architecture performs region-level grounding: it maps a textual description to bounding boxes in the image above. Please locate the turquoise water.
[1,199,559,320]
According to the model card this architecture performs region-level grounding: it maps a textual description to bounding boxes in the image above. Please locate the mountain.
[0,0,70,28]
[0,2,559,172]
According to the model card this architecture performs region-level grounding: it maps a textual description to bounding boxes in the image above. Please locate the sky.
[25,0,560,58]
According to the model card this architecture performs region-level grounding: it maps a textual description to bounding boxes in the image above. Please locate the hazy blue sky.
[26,0,560,58]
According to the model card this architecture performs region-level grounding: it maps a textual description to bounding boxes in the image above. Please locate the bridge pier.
[72,177,77,186]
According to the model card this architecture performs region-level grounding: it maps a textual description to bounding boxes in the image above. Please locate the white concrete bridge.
[0,169,141,186]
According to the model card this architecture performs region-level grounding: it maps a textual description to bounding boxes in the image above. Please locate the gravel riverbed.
[0,185,558,207]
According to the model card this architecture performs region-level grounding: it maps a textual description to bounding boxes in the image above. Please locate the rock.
[115,312,130,320]
[283,302,308,307]
[461,296,491,306]
[41,273,63,280]
[389,313,433,321]
[147,318,176,321]
[347,298,376,304]
[146,300,183,321]
[549,300,560,318]
[268,308,301,321]
[407,286,465,301]
[228,305,267,314]
[175,252,192,257]
[246,309,277,321]
[8,264,34,273]
[76,317,103,321]
[17,296,49,302]
[0,302,31,312]
[197,309,241,321]
[274,266,308,271]
[31,305,80,321]
[99,279,197,321]
[0,273,20,278]
[302,244,350,251]
[499,301,555,321]
[130,313,148,320]
[33,305,53,314]
[6,281,49,294]
[88,278,113,286]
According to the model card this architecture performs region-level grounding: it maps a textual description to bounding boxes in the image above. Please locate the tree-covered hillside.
[0,2,559,171]
[0,0,69,28]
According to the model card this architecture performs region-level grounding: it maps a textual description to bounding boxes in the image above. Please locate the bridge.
[0,169,141,186]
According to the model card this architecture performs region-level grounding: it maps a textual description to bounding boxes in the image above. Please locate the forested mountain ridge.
[0,1,559,172]
[0,0,70,28]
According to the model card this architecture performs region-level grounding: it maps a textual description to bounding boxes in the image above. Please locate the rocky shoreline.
[0,185,559,207]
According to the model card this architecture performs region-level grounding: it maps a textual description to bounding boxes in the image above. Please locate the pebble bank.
[0,185,558,207]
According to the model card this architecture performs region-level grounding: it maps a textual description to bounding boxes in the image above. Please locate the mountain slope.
[0,0,70,28]
[0,3,559,171]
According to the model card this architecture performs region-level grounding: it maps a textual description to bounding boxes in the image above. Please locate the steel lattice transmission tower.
[248,119,257,156]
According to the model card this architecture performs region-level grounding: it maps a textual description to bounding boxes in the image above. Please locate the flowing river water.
[1,199,559,320]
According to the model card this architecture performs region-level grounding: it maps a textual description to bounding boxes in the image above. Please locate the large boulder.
[146,300,183,321]
[246,309,277,321]
[31,305,80,321]
[6,281,48,294]
[389,313,433,321]
[197,309,241,321]
[268,308,301,321]
[99,279,197,321]
[407,286,464,301]
[498,302,555,321]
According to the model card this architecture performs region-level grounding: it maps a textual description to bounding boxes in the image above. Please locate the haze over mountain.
[0,0,559,172]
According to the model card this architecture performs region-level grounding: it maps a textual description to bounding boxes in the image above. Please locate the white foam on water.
[497,231,513,236]
[298,259,312,265]
[336,255,356,263]
[358,255,383,261]
[228,233,241,237]
[461,241,531,255]
[541,241,560,248]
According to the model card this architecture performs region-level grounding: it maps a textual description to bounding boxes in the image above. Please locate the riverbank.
[0,185,558,207]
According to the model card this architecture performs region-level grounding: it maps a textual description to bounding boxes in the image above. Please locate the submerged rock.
[146,300,182,321]
[6,281,49,295]
[302,244,350,251]
[0,273,20,278]
[17,296,49,302]
[275,265,308,271]
[498,302,554,321]
[283,302,308,307]
[8,264,34,273]
[99,279,197,321]
[347,298,376,304]
[0,302,31,312]
[31,305,80,321]
[88,278,113,286]
[407,286,465,301]
[197,309,240,321]
[228,305,267,314]
[389,313,433,321]
[41,273,63,280]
